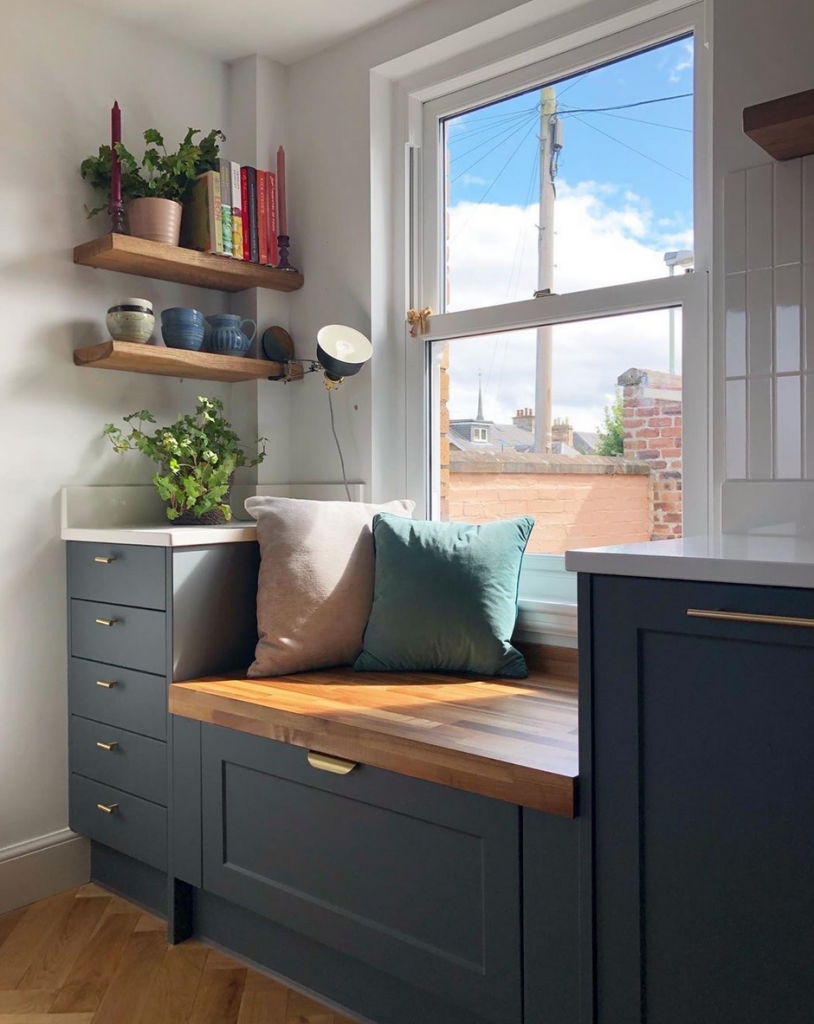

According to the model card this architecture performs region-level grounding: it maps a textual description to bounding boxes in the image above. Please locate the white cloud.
[444,180,687,430]
[668,40,694,83]
[459,172,490,187]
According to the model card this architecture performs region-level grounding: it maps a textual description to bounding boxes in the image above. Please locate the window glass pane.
[442,36,694,312]
[435,309,683,553]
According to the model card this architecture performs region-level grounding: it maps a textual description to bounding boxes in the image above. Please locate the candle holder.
[276,234,298,272]
[109,199,125,234]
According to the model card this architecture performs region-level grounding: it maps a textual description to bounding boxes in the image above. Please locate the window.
[403,4,710,633]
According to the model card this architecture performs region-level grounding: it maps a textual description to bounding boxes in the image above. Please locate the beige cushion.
[245,496,415,677]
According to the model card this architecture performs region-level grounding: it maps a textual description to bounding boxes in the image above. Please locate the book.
[246,166,260,263]
[240,167,250,261]
[257,170,268,265]
[266,171,279,266]
[230,162,243,259]
[218,158,232,257]
[182,170,223,254]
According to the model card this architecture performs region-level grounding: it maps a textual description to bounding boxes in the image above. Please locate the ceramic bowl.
[161,307,205,351]
[106,298,155,344]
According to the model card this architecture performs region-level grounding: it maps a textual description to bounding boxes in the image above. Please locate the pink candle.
[277,145,287,235]
[111,101,122,207]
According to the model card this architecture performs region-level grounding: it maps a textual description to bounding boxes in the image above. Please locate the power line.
[447,107,541,141]
[557,72,589,98]
[451,114,537,182]
[559,92,691,114]
[579,109,692,132]
[571,114,691,181]
[446,104,538,129]
[450,111,537,163]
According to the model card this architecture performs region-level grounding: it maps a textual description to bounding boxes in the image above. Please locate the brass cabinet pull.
[96,679,117,688]
[95,618,117,627]
[96,741,118,751]
[307,750,358,775]
[96,802,118,814]
[687,608,814,628]
[94,555,116,564]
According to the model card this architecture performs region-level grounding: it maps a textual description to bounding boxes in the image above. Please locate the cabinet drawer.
[67,542,165,610]
[201,725,521,1024]
[70,600,166,676]
[68,658,166,741]
[70,715,167,806]
[70,773,166,871]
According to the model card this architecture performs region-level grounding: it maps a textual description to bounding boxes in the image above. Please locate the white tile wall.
[724,157,813,483]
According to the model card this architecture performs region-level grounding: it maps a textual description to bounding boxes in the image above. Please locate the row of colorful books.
[183,159,279,264]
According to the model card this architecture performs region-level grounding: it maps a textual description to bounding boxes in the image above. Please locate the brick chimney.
[512,407,535,432]
[551,417,574,447]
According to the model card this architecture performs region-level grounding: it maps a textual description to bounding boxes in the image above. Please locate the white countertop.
[62,521,258,547]
[565,535,814,589]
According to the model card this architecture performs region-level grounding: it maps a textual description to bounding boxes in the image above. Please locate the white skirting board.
[0,829,89,914]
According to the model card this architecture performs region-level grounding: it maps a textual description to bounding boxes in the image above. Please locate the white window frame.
[388,2,711,644]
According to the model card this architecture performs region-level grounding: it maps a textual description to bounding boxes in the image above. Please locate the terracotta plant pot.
[128,197,183,245]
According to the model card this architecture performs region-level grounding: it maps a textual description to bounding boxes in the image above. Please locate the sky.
[443,35,694,432]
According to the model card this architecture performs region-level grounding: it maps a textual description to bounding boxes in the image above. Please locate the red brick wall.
[618,368,682,540]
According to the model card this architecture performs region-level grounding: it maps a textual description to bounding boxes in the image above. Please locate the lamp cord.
[328,390,352,501]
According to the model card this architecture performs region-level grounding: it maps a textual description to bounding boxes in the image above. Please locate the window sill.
[516,598,577,648]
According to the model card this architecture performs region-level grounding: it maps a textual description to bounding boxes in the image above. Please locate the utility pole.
[534,86,559,453]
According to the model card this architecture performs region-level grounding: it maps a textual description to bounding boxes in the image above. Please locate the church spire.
[477,371,484,422]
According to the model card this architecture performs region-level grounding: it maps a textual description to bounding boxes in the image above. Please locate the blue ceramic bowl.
[161,307,205,351]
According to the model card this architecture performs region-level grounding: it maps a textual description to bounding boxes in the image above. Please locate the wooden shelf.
[744,88,814,160]
[74,233,304,293]
[74,340,285,383]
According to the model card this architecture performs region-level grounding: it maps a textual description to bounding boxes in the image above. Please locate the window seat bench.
[169,649,578,818]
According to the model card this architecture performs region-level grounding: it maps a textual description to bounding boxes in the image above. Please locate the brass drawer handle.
[687,608,814,628]
[94,555,116,564]
[96,802,118,814]
[95,618,117,627]
[96,679,117,688]
[307,750,358,776]
[96,741,118,751]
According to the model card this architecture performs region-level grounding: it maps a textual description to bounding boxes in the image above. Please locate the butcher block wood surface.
[170,657,579,818]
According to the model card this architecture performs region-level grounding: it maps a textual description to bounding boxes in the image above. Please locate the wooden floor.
[0,885,358,1024]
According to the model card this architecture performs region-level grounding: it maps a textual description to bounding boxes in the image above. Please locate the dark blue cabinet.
[580,573,814,1024]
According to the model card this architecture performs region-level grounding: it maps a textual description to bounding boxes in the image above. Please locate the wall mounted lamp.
[262,324,372,389]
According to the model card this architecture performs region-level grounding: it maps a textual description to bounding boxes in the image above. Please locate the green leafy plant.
[103,397,266,522]
[80,127,225,217]
[595,389,625,457]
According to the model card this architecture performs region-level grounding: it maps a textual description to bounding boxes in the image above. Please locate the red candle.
[111,101,122,208]
[276,145,287,235]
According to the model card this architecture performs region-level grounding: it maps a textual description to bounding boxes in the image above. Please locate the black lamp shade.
[317,324,372,381]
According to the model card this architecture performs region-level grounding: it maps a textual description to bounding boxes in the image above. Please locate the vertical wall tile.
[803,155,814,265]
[805,375,814,479]
[747,268,774,376]
[805,263,814,373]
[775,263,802,373]
[726,379,747,480]
[773,160,802,266]
[748,377,773,479]
[724,170,747,274]
[746,165,774,271]
[725,273,747,377]
[775,375,802,479]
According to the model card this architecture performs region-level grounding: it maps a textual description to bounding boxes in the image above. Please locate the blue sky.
[446,35,694,249]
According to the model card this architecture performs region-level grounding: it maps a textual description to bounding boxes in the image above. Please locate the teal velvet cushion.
[354,513,534,679]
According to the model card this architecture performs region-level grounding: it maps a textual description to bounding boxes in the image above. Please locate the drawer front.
[70,715,167,806]
[200,725,522,1024]
[70,600,166,676]
[68,542,166,610]
[69,658,166,740]
[70,773,166,871]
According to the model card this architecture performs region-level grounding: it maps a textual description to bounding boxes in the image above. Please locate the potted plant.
[103,397,266,525]
[81,126,224,245]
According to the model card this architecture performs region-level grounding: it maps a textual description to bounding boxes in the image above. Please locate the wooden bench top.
[170,650,579,818]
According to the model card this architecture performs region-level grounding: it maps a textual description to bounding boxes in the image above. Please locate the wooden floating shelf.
[74,233,304,293]
[74,340,285,383]
[744,88,814,161]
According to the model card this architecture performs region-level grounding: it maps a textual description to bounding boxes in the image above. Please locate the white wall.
[0,0,233,880]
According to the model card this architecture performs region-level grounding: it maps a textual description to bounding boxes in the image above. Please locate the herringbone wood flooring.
[0,885,359,1024]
